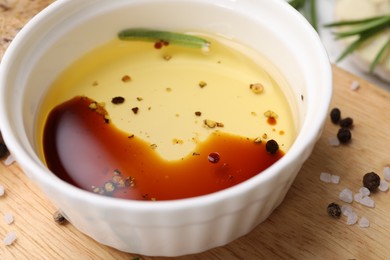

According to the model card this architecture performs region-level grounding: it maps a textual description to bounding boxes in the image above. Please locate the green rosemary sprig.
[118,29,210,49]
[288,0,318,31]
[325,15,390,73]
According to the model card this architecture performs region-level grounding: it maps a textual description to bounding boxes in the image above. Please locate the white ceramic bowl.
[0,0,332,256]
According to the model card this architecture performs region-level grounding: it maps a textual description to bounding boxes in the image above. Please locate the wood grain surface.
[1,1,390,259]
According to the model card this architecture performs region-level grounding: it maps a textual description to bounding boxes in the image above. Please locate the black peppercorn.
[337,127,352,143]
[339,117,353,128]
[0,142,9,159]
[330,108,341,124]
[53,210,67,225]
[265,139,279,154]
[111,96,125,104]
[363,172,380,191]
[327,202,341,218]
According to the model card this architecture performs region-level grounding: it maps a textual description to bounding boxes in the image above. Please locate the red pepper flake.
[131,107,139,114]
[208,152,220,164]
[154,41,163,49]
[264,110,278,125]
[195,111,202,117]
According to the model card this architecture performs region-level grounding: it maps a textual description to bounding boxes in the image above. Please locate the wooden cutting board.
[1,1,390,259]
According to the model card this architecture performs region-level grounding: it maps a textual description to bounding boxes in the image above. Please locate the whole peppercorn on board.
[1,1,390,259]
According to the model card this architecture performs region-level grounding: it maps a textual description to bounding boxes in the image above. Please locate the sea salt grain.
[339,188,353,203]
[0,185,4,196]
[331,175,340,184]
[379,180,389,192]
[3,213,14,225]
[350,80,360,91]
[346,211,358,225]
[328,136,340,147]
[358,217,370,228]
[383,167,390,181]
[359,187,370,197]
[3,154,15,166]
[341,205,353,216]
[359,196,375,208]
[354,192,364,203]
[3,231,16,246]
[320,172,332,183]
[320,172,340,184]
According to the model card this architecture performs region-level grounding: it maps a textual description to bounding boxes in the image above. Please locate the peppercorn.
[337,127,351,143]
[131,107,139,114]
[339,117,353,128]
[265,139,279,154]
[327,202,341,218]
[53,210,67,225]
[330,108,341,124]
[363,172,380,191]
[111,96,125,104]
[0,142,9,159]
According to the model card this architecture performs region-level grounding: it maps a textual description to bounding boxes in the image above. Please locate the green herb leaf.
[370,37,390,73]
[309,0,318,31]
[325,14,390,72]
[118,29,210,49]
[288,0,318,31]
[288,0,306,9]
[325,15,389,27]
[331,16,390,39]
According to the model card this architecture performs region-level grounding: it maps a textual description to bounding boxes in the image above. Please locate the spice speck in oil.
[121,75,131,82]
[111,96,125,104]
[265,139,279,154]
[208,152,221,164]
[250,83,264,94]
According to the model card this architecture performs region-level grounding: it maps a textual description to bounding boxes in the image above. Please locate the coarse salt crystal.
[328,136,340,147]
[320,172,332,183]
[3,154,15,166]
[359,187,370,197]
[3,213,14,225]
[358,217,370,228]
[0,185,4,196]
[383,167,390,181]
[359,196,375,208]
[341,204,353,216]
[331,175,340,184]
[350,80,360,91]
[347,211,358,225]
[354,192,364,203]
[3,231,16,246]
[339,188,353,203]
[379,180,389,192]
